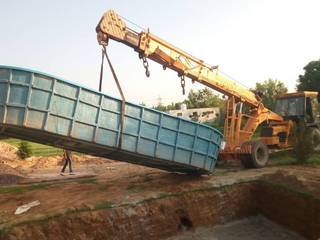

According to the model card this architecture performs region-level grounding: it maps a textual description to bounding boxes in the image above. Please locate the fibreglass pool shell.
[0,65,223,174]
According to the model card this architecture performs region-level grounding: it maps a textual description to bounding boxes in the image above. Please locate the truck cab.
[260,91,320,151]
[269,91,320,153]
[274,91,320,126]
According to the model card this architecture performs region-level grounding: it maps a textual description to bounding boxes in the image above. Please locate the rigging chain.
[180,75,186,95]
[142,56,150,77]
[139,53,187,94]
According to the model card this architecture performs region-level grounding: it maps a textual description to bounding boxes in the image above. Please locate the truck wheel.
[240,140,269,168]
[239,154,254,168]
[309,128,320,152]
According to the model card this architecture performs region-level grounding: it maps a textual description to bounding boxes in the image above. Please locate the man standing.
[60,149,73,175]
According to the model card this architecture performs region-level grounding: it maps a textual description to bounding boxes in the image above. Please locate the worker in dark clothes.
[60,149,73,175]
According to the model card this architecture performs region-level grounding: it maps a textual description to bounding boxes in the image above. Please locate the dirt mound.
[3,155,115,171]
[0,163,24,184]
[262,170,307,193]
[0,174,24,184]
[0,163,22,176]
[0,140,113,169]
[24,156,61,169]
[27,155,114,169]
[0,142,19,161]
[72,155,114,165]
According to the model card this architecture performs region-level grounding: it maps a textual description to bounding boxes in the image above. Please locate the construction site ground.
[1,141,320,240]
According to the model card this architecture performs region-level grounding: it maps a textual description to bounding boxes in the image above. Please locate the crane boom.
[96,10,285,155]
[96,10,261,108]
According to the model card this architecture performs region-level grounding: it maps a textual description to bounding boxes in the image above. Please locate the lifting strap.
[99,48,105,92]
[99,46,126,149]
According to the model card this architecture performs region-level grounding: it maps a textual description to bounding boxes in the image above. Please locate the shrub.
[17,141,32,159]
[294,121,313,163]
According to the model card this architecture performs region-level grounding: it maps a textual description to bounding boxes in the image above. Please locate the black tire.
[240,154,254,168]
[240,140,269,168]
[308,128,320,152]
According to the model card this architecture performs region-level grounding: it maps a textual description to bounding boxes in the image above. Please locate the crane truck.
[96,10,320,168]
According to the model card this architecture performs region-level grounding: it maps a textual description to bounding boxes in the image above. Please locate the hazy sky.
[1,0,319,106]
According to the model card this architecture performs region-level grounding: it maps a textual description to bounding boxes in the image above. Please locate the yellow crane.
[96,10,320,167]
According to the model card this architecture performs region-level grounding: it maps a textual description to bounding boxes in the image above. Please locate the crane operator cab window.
[275,95,320,123]
[275,96,304,119]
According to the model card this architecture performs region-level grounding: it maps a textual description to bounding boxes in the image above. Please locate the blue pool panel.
[0,66,223,174]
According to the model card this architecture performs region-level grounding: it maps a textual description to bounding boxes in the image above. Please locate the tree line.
[153,88,224,112]
[153,58,320,113]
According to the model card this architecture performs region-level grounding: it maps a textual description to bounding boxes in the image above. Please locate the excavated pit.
[1,179,319,240]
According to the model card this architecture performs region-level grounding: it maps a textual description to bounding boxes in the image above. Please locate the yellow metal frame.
[96,9,291,156]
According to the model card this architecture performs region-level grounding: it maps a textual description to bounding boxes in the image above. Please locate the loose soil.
[0,142,18,162]
[1,142,320,239]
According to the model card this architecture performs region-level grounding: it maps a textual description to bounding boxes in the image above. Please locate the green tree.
[166,102,181,111]
[17,141,32,159]
[153,88,223,112]
[154,104,167,112]
[184,88,223,109]
[294,121,313,163]
[253,79,288,109]
[154,102,182,112]
[297,59,320,92]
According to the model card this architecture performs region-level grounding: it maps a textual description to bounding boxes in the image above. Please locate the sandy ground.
[1,141,320,239]
[168,215,305,240]
[1,159,320,230]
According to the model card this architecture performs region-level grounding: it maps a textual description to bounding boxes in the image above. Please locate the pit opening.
[2,179,320,240]
[178,216,193,231]
[168,181,320,240]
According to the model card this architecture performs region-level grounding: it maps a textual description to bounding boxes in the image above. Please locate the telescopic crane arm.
[96,10,284,153]
[96,10,261,107]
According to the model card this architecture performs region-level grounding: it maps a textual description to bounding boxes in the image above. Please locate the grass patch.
[126,183,146,193]
[143,174,153,182]
[0,176,100,195]
[258,180,319,201]
[269,151,296,166]
[75,178,97,185]
[3,138,62,157]
[2,138,86,157]
[270,151,320,166]
[0,227,8,237]
[0,183,53,195]
[0,186,25,194]
[65,207,91,214]
[305,154,320,165]
[0,177,96,195]
[95,201,113,210]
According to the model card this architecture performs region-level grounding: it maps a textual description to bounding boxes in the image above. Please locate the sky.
[1,0,320,106]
